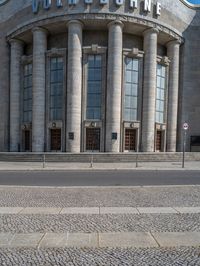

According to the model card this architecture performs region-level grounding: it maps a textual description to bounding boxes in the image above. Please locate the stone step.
[0,152,199,162]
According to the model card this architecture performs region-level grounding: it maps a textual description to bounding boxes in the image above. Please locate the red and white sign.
[183,123,189,130]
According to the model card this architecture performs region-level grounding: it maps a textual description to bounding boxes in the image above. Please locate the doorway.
[86,128,100,151]
[50,129,61,151]
[125,129,136,151]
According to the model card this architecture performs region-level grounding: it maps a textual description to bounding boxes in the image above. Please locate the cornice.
[179,0,200,9]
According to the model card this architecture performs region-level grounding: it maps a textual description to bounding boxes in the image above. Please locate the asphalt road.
[0,170,199,186]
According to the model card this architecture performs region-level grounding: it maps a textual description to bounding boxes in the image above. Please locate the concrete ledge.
[1,206,200,215]
[137,207,177,214]
[152,232,200,247]
[60,207,99,214]
[1,232,200,248]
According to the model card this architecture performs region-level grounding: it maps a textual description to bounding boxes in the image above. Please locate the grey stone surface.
[1,186,200,207]
[99,232,157,248]
[9,39,23,152]
[0,213,200,233]
[106,20,123,152]
[32,27,47,152]
[167,40,181,152]
[153,232,200,247]
[141,28,158,152]
[0,247,200,265]
[66,20,83,153]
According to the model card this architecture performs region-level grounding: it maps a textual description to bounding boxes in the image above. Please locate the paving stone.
[0,233,14,247]
[100,207,139,214]
[0,207,24,214]
[20,207,62,214]
[137,207,177,214]
[99,232,158,248]
[9,233,43,248]
[60,207,99,214]
[174,207,200,213]
[153,232,200,247]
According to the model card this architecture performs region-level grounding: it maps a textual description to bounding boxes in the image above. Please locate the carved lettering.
[43,0,51,9]
[144,0,151,12]
[130,0,137,9]
[115,0,123,6]
[32,0,39,13]
[156,2,161,16]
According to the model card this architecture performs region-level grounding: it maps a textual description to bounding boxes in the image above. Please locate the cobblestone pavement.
[0,247,200,266]
[1,186,200,265]
[0,213,200,233]
[0,186,200,207]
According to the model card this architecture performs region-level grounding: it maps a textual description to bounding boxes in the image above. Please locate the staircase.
[0,152,199,162]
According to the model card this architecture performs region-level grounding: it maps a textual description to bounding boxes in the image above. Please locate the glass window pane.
[125,83,132,96]
[86,55,102,120]
[132,71,138,84]
[95,55,102,68]
[88,55,95,68]
[132,59,139,71]
[126,57,132,70]
[126,70,132,83]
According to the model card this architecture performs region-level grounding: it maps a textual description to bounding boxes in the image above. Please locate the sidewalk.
[0,161,199,171]
[1,186,200,265]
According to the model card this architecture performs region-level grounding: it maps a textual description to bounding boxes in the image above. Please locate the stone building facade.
[0,0,200,153]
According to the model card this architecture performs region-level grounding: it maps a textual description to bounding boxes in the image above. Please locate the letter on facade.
[130,0,138,8]
[56,0,63,7]
[32,0,39,13]
[85,0,93,4]
[144,0,151,12]
[156,2,161,16]
[100,0,108,4]
[43,0,51,9]
[115,0,123,6]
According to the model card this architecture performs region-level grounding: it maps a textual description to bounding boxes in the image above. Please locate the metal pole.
[182,131,186,168]
[136,154,138,168]
[43,153,46,169]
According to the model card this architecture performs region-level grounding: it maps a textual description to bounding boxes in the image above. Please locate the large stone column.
[10,39,24,152]
[66,20,83,153]
[106,20,123,152]
[166,40,181,152]
[141,28,159,152]
[32,27,47,152]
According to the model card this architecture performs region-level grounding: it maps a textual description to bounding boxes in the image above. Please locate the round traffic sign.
[183,122,189,130]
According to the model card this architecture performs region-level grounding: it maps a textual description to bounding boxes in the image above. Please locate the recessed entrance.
[156,130,162,152]
[125,129,136,151]
[86,128,100,151]
[23,130,31,151]
[51,129,61,151]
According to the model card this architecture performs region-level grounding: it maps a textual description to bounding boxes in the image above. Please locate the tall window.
[156,64,166,124]
[86,55,102,120]
[23,63,32,123]
[50,57,63,120]
[124,57,139,121]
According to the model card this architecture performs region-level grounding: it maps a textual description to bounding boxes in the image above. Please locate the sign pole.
[182,130,186,168]
[182,122,189,169]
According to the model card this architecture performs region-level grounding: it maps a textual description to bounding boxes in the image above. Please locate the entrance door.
[156,130,162,152]
[86,128,100,151]
[24,130,31,151]
[51,129,61,151]
[125,129,136,151]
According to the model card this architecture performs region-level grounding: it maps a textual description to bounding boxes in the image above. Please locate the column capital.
[32,26,48,35]
[107,20,124,30]
[9,38,24,46]
[166,39,182,48]
[143,27,159,36]
[67,20,84,29]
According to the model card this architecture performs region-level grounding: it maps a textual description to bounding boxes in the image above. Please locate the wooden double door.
[125,129,136,151]
[86,128,100,151]
[51,129,61,151]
